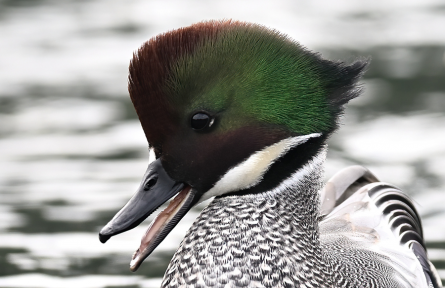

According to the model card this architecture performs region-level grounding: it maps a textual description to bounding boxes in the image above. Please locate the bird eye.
[191,112,213,130]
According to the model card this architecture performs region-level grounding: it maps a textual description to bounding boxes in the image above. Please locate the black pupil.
[191,113,210,130]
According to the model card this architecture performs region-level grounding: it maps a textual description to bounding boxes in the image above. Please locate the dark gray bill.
[99,159,184,243]
[129,185,196,271]
[98,158,197,272]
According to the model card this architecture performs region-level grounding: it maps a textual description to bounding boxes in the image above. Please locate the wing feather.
[320,166,442,288]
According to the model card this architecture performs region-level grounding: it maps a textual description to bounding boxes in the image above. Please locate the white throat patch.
[199,133,322,202]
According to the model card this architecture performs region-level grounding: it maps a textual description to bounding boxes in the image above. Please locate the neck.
[234,132,329,196]
[228,144,326,211]
[161,147,328,288]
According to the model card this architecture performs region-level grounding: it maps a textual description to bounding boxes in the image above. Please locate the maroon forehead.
[128,20,245,146]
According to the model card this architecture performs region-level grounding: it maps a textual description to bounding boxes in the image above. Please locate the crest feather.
[128,20,369,143]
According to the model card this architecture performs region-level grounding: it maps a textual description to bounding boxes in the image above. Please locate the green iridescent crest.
[165,23,366,135]
[128,21,367,144]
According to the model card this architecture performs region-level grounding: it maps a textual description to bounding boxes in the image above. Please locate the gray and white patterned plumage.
[161,149,442,288]
[95,21,442,288]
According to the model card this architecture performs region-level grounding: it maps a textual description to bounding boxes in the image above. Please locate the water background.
[1,0,445,287]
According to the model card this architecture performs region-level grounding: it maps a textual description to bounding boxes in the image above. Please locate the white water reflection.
[0,274,162,288]
[0,121,146,160]
[339,113,445,163]
[0,99,122,134]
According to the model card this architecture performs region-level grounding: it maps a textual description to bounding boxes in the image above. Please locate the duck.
[98,20,442,288]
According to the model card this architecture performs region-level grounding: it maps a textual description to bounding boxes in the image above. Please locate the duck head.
[99,20,368,271]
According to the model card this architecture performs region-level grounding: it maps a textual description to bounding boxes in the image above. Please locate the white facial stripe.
[199,133,322,202]
[148,148,156,165]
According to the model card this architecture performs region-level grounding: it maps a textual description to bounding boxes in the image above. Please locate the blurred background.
[0,0,444,287]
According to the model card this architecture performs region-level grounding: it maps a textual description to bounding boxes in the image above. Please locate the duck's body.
[164,148,326,288]
[99,20,442,287]
[162,150,439,288]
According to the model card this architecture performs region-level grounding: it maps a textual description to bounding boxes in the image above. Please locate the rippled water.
[1,0,445,287]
